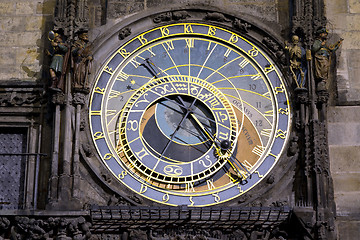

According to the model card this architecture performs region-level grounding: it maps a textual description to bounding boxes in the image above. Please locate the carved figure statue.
[47,31,69,92]
[10,217,49,240]
[72,31,93,91]
[285,35,306,88]
[69,217,92,240]
[312,27,343,85]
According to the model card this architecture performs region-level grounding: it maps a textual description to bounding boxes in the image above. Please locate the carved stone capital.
[317,89,329,104]
[51,92,67,105]
[73,92,87,105]
[295,87,309,104]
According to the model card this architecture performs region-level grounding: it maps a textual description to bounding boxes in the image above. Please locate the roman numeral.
[163,40,174,50]
[109,90,122,99]
[207,179,216,190]
[252,145,265,157]
[224,48,231,58]
[185,39,194,48]
[185,182,195,192]
[251,74,262,81]
[260,129,272,137]
[239,59,250,68]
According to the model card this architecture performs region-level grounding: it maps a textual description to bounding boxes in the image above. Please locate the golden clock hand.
[140,58,159,78]
[145,58,160,75]
[218,139,251,177]
[226,156,247,179]
[140,63,158,78]
[189,112,215,143]
[191,114,248,179]
[176,96,217,147]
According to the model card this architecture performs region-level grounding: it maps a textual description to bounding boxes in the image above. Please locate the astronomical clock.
[88,21,291,207]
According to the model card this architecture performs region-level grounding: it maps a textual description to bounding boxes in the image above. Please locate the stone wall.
[88,0,288,30]
[325,0,360,104]
[325,0,360,239]
[0,0,56,81]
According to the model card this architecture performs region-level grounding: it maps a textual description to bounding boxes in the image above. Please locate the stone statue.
[285,35,306,88]
[46,31,69,92]
[72,31,93,91]
[312,27,343,86]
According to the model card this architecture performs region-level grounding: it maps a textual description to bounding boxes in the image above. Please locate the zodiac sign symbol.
[155,84,174,95]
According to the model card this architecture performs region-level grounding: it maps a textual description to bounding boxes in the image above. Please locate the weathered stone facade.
[324,0,360,239]
[0,0,359,239]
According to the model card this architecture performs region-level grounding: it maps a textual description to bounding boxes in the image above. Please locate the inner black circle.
[142,95,216,163]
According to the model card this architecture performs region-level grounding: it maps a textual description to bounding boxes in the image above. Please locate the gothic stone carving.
[285,35,306,88]
[263,37,285,64]
[232,18,251,33]
[203,12,231,22]
[72,31,93,92]
[0,90,42,107]
[118,27,131,40]
[89,227,290,240]
[51,92,67,105]
[153,11,190,23]
[0,216,92,239]
[311,27,343,88]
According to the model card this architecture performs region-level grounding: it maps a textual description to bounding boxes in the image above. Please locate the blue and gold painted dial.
[89,23,291,206]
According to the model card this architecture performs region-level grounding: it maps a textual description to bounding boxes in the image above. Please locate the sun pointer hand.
[218,139,251,180]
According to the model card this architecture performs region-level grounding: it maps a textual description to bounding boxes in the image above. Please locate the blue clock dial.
[89,23,291,206]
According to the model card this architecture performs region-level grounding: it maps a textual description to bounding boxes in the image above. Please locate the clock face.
[89,23,291,206]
